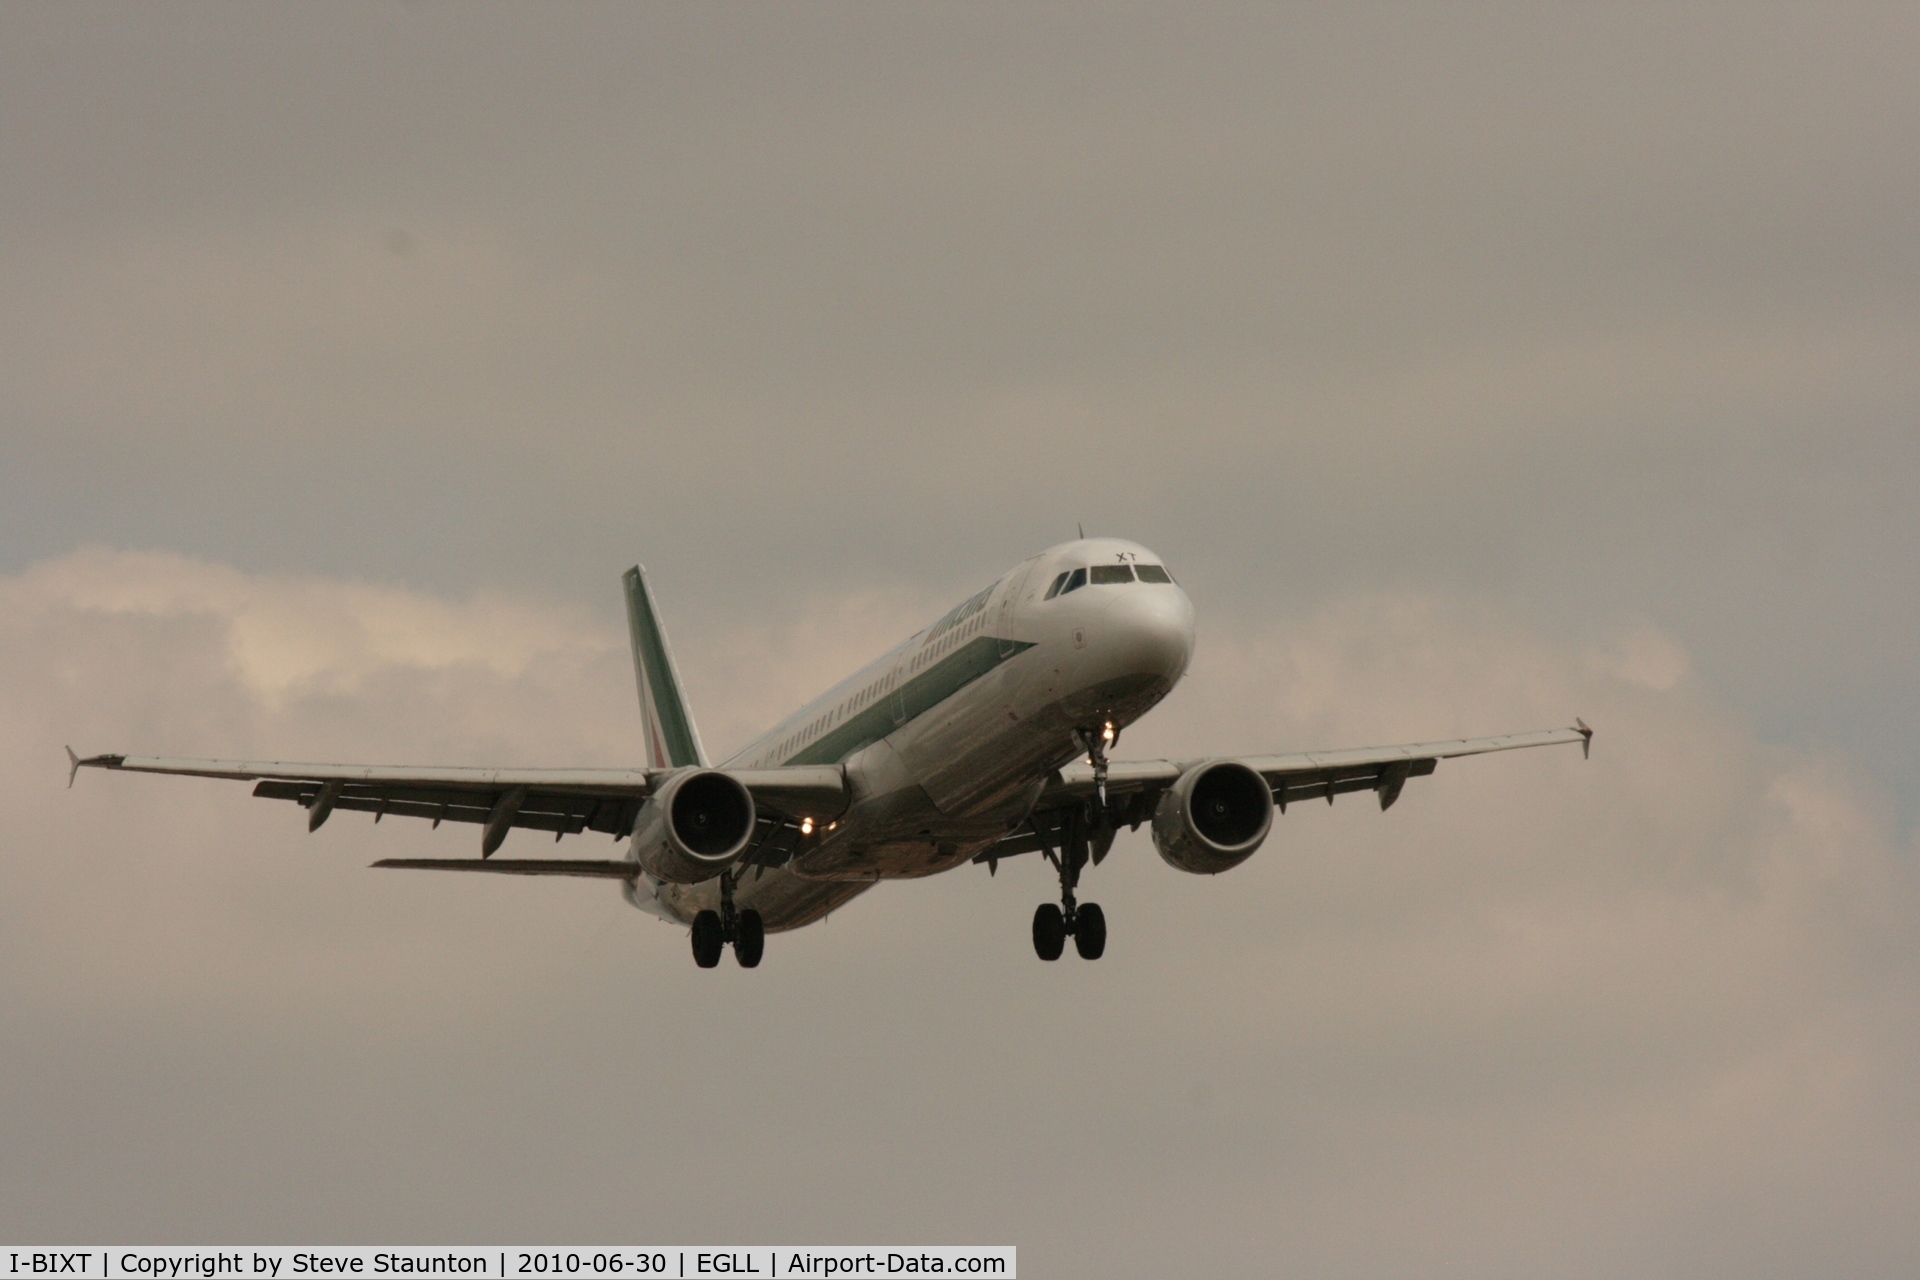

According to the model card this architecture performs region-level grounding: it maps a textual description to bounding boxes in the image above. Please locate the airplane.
[70,538,1591,968]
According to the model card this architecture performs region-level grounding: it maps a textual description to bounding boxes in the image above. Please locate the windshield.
[1046,562,1180,598]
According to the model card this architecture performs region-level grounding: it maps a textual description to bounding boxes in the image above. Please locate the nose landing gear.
[691,867,765,969]
[1074,721,1118,806]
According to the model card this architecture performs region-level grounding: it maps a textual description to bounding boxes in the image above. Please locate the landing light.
[801,817,814,836]
[1102,721,1115,744]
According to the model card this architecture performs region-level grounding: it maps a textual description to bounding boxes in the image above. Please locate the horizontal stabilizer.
[372,858,643,878]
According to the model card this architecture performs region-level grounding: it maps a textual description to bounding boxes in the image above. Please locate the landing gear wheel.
[735,909,765,968]
[690,910,724,968]
[1032,903,1066,961]
[1074,902,1106,960]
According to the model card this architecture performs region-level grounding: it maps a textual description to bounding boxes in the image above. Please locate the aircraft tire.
[735,909,765,968]
[1032,903,1065,961]
[691,910,724,968]
[1074,902,1106,960]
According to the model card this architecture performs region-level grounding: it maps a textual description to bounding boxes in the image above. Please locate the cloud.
[3,549,1915,1271]
[9,545,611,707]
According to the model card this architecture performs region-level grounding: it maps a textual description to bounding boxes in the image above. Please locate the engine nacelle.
[1151,760,1274,875]
[632,769,757,884]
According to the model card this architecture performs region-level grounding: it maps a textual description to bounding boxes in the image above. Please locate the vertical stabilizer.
[622,566,708,770]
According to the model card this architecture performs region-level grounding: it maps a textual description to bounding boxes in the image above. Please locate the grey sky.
[3,5,1917,1274]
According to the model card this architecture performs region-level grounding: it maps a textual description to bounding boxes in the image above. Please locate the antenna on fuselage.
[1077,521,1084,539]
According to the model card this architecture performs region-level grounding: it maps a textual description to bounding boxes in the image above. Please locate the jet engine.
[1151,760,1274,875]
[632,769,757,884]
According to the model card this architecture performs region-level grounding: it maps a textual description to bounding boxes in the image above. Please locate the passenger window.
[1089,564,1134,584]
[1135,564,1173,583]
[1043,571,1070,600]
[1060,567,1087,595]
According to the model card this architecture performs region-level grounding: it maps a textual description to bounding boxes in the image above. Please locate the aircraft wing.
[984,723,1590,861]
[68,751,847,857]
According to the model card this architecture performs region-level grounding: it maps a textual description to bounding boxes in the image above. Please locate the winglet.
[1575,718,1593,760]
[66,749,126,786]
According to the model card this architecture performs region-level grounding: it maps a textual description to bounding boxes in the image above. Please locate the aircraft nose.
[1100,584,1195,681]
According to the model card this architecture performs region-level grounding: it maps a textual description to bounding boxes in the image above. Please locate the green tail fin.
[622,565,707,770]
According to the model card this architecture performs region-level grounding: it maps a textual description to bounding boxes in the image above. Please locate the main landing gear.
[1032,814,1107,961]
[691,868,764,969]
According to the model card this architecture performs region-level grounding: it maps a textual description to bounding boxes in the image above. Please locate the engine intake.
[1152,760,1274,875]
[632,769,757,884]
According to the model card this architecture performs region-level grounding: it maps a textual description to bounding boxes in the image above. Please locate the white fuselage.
[644,538,1196,931]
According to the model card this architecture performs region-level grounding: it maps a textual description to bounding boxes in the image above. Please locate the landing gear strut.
[1033,789,1109,962]
[1074,721,1117,807]
[691,868,764,969]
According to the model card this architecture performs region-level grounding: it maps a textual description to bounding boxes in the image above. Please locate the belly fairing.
[654,868,876,933]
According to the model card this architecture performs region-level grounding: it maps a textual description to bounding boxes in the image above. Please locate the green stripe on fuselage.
[786,635,1035,766]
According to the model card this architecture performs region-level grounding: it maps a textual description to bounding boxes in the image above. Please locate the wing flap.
[248,779,642,836]
[1268,757,1437,809]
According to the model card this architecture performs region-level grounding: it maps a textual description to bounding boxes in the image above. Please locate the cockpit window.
[1043,571,1070,600]
[1135,564,1173,584]
[1059,567,1087,595]
[1089,564,1134,585]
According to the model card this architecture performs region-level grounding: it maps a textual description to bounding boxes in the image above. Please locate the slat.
[1272,767,1425,803]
